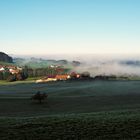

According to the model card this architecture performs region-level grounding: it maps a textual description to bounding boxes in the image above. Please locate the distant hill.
[0,52,13,63]
[13,57,81,68]
[120,60,140,66]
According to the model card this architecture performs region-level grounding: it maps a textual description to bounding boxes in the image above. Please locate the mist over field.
[71,54,140,76]
[12,53,140,76]
[74,61,140,76]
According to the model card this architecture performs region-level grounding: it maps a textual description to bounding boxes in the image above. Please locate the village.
[0,63,90,82]
[0,65,22,74]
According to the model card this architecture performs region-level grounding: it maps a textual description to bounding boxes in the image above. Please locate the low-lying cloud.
[72,55,140,76]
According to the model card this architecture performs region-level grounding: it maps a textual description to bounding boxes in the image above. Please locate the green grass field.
[0,80,140,139]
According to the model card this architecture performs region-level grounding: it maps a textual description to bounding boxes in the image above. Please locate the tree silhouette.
[31,91,48,104]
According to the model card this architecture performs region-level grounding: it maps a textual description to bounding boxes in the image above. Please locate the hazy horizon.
[9,53,140,61]
[9,53,140,76]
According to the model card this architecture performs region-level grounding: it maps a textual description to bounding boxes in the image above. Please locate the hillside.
[0,52,13,63]
[0,80,140,139]
[0,61,15,66]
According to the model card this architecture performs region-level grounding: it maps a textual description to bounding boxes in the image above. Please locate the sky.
[0,0,140,55]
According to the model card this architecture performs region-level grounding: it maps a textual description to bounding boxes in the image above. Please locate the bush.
[7,74,16,82]
[81,71,90,78]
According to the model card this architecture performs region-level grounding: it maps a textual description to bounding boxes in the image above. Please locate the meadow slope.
[0,80,140,139]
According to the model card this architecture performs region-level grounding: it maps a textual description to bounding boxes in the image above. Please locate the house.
[7,66,22,74]
[36,74,71,83]
[76,74,80,78]
[70,72,81,79]
[17,67,22,70]
[55,74,71,80]
[9,69,20,74]
[50,65,58,68]
[7,66,16,69]
[0,67,5,72]
[36,77,57,83]
[45,78,57,82]
[0,64,22,75]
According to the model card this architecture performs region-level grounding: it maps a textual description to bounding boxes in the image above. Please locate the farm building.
[36,74,71,83]
[55,74,71,80]
[0,66,5,72]
[36,77,57,83]
[9,69,20,74]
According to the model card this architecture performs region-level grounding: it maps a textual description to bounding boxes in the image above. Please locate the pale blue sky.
[0,0,140,55]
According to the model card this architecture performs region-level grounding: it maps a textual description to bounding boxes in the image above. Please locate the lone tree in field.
[31,91,48,104]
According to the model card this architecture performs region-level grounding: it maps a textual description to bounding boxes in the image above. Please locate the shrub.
[7,74,16,82]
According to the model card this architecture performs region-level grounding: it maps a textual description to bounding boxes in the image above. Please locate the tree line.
[24,66,70,77]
